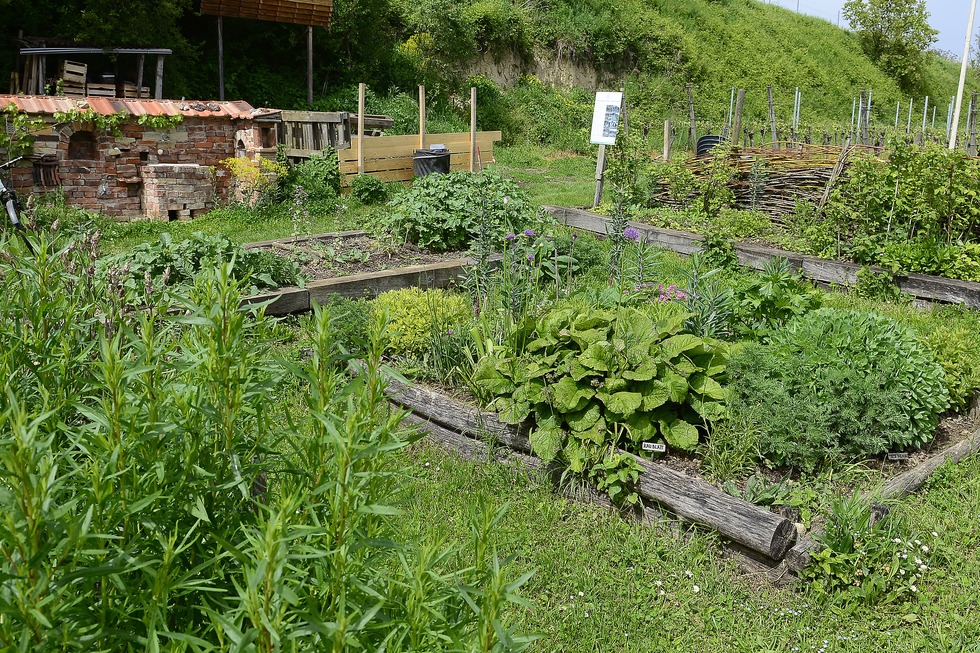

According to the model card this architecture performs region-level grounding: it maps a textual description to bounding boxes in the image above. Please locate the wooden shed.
[199,0,334,105]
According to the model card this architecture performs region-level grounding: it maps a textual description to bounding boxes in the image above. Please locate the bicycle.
[0,156,35,253]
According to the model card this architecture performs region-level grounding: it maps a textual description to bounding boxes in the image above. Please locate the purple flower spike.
[505,233,516,241]
[527,253,535,261]
[524,229,536,237]
[623,227,640,241]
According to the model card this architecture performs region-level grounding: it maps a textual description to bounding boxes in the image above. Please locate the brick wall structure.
[0,96,280,221]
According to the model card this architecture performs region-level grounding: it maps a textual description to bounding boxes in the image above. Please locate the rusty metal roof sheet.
[0,95,280,120]
[201,0,333,28]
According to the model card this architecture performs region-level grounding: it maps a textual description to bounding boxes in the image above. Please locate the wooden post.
[907,96,913,134]
[969,91,978,156]
[663,120,671,161]
[470,86,477,172]
[593,145,607,208]
[767,84,778,151]
[687,84,697,150]
[357,83,365,175]
[39,54,45,94]
[136,54,145,99]
[217,17,225,101]
[732,89,745,147]
[307,25,314,106]
[620,84,629,137]
[154,55,165,100]
[860,89,869,144]
[418,85,426,150]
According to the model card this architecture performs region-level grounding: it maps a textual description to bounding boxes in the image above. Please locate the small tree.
[843,0,938,90]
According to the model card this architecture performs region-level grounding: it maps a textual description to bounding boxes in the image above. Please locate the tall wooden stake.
[136,53,145,99]
[418,86,426,149]
[951,0,979,150]
[357,83,365,175]
[732,89,745,147]
[154,55,164,100]
[593,145,606,208]
[307,25,314,106]
[767,84,778,151]
[687,84,697,150]
[217,17,225,101]
[470,86,477,172]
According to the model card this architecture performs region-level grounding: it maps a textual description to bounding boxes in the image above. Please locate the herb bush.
[732,257,822,341]
[373,287,471,357]
[0,232,532,650]
[728,308,950,471]
[473,302,728,503]
[350,173,391,205]
[382,170,535,252]
[99,231,303,294]
[289,149,340,201]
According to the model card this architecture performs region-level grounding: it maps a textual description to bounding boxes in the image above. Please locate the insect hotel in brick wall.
[0,95,283,221]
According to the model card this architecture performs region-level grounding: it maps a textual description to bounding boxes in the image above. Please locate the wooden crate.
[61,82,86,97]
[119,83,150,98]
[86,83,116,98]
[338,132,502,189]
[59,60,87,84]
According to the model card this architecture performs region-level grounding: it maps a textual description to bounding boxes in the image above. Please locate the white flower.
[919,565,928,572]
[685,570,693,578]
[900,569,906,575]
[654,580,662,587]
[932,531,939,537]
[503,196,510,204]
[578,591,584,597]
[915,558,922,565]
[901,553,908,559]
[910,585,918,593]
[914,539,921,545]
[921,545,929,553]
[659,589,666,596]
[893,538,902,544]
[692,585,700,593]
[584,612,590,618]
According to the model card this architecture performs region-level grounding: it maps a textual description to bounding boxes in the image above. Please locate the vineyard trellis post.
[733,89,746,148]
[687,84,697,150]
[768,84,778,151]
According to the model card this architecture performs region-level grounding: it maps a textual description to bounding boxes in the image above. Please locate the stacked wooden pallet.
[59,60,87,97]
[86,83,116,98]
[119,82,150,98]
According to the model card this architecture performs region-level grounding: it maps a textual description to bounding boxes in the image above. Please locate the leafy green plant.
[700,406,760,482]
[922,324,980,412]
[729,308,950,471]
[0,104,44,156]
[472,302,729,504]
[372,287,470,357]
[854,266,908,303]
[734,257,822,341]
[803,492,938,606]
[350,173,391,205]
[289,149,340,201]
[98,231,303,296]
[0,231,534,650]
[383,170,535,252]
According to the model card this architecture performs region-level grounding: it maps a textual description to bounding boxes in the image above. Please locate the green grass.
[397,442,980,651]
[494,146,596,208]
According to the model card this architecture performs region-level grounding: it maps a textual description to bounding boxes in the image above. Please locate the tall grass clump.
[0,230,533,651]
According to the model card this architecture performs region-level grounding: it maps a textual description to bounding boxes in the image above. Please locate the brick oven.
[0,96,281,220]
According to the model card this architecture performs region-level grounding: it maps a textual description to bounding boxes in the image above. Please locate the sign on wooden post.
[590,91,623,207]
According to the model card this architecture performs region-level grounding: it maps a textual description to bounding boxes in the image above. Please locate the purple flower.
[523,229,536,237]
[572,233,579,240]
[505,233,516,241]
[623,227,640,242]
[447,328,454,335]
[527,253,535,261]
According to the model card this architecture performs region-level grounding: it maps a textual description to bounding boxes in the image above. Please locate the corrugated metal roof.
[0,95,280,120]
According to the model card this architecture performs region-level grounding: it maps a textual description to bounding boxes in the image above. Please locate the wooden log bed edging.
[784,428,980,572]
[383,378,798,562]
[542,206,980,309]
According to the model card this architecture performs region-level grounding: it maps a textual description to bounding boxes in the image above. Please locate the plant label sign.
[590,92,624,145]
[642,442,667,453]
[886,452,910,461]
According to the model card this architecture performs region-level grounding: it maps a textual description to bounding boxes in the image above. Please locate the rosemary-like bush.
[0,231,532,651]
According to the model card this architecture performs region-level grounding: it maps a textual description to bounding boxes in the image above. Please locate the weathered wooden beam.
[384,380,797,560]
[786,429,980,572]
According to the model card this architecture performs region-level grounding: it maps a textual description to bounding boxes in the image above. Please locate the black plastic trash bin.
[413,146,451,178]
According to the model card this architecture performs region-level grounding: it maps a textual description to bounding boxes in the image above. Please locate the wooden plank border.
[543,206,980,309]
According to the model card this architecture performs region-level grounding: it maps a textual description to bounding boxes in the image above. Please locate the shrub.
[733,257,822,341]
[473,303,729,505]
[290,150,340,201]
[922,324,980,412]
[350,173,391,205]
[729,308,950,471]
[373,287,471,357]
[98,232,303,295]
[383,170,535,252]
[0,235,533,649]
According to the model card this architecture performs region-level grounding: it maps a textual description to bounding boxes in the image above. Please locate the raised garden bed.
[543,206,980,309]
[242,231,491,316]
[381,376,980,582]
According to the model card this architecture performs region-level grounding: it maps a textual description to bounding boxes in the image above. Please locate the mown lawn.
[397,443,980,652]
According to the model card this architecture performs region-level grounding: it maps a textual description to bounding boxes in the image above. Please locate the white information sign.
[590,91,624,145]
